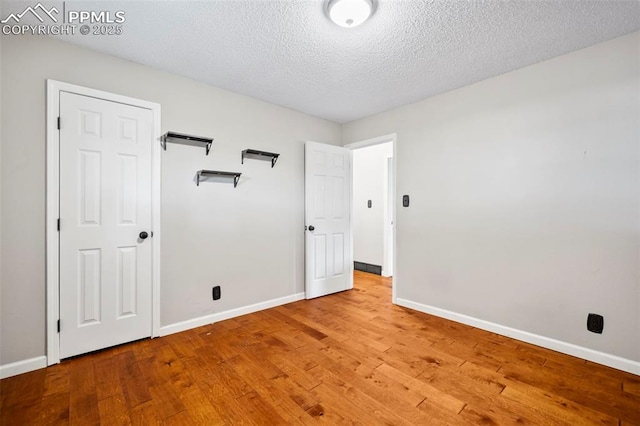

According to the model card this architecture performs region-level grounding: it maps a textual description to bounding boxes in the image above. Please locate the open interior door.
[305,141,352,299]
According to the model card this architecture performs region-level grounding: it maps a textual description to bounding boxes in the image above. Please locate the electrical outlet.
[587,313,603,334]
[212,286,221,301]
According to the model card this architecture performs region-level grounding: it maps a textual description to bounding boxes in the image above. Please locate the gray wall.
[0,35,341,365]
[343,32,640,362]
[2,30,639,368]
[0,34,3,362]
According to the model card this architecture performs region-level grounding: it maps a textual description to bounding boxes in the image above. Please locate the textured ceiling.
[44,0,640,123]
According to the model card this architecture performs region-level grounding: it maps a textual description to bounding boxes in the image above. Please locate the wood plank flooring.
[2,271,639,425]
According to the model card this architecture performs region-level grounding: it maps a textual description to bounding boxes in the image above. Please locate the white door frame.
[45,80,162,365]
[383,153,394,278]
[344,134,397,304]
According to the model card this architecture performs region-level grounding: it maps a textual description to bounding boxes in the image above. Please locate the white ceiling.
[51,0,640,123]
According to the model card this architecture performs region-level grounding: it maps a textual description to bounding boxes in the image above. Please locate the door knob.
[308,225,315,231]
[139,231,149,240]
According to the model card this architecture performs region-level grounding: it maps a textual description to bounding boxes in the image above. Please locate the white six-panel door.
[59,92,153,358]
[305,141,352,299]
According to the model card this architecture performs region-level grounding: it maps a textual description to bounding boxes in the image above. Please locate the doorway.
[46,80,162,364]
[346,134,396,302]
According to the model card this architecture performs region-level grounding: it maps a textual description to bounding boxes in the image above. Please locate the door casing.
[46,80,162,365]
[344,134,397,303]
[383,153,394,278]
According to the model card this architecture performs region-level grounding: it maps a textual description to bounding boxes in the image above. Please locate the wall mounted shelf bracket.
[162,131,213,155]
[196,170,241,187]
[241,149,280,168]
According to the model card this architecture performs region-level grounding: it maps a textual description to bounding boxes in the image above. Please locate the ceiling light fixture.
[327,0,374,28]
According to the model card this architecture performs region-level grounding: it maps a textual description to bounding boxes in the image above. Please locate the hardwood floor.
[2,271,639,425]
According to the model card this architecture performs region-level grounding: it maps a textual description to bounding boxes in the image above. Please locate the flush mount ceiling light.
[327,0,374,28]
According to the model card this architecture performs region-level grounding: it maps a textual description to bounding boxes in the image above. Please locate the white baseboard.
[159,292,306,337]
[0,293,305,379]
[0,356,47,379]
[396,298,640,376]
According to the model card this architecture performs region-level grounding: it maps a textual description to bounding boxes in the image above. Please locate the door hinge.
[57,218,60,231]
[57,117,61,130]
[57,319,60,333]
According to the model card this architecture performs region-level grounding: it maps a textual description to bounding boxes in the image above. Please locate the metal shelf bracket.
[241,149,280,168]
[162,132,213,155]
[196,170,241,188]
